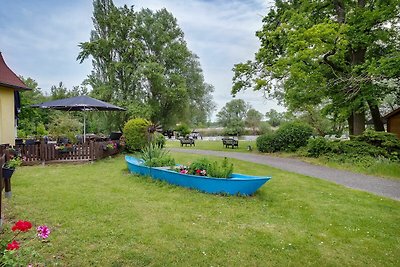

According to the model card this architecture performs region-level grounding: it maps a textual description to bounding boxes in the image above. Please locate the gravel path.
[171,148,400,201]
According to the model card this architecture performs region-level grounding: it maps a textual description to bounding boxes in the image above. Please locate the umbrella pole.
[84,112,86,143]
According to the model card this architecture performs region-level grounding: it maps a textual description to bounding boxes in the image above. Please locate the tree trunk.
[348,113,354,135]
[333,0,345,23]
[367,100,385,131]
[353,111,365,135]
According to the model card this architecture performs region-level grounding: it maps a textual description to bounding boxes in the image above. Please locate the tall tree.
[217,99,249,136]
[18,77,50,137]
[245,108,263,134]
[184,54,216,126]
[265,108,284,127]
[232,0,400,135]
[78,0,215,129]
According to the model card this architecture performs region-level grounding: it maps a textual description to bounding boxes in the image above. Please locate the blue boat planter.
[125,156,271,195]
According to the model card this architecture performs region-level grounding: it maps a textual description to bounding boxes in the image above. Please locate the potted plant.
[2,157,22,179]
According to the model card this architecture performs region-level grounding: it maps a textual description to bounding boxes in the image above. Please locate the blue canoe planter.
[125,156,271,196]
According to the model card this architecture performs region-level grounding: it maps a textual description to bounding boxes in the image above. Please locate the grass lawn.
[2,153,399,266]
[166,140,400,180]
[297,156,400,180]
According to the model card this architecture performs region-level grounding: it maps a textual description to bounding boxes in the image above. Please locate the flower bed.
[1,220,51,266]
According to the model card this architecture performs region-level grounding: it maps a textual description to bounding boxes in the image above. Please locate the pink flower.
[180,169,188,174]
[37,225,51,239]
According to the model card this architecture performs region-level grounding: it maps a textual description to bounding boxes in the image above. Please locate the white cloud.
[0,0,284,119]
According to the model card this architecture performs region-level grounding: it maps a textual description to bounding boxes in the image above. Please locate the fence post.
[40,141,45,164]
[89,141,94,161]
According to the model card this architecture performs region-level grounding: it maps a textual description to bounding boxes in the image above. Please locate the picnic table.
[222,138,239,149]
[180,138,195,147]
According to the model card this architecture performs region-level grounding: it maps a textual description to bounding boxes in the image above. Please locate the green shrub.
[256,134,278,153]
[274,122,313,151]
[259,122,274,135]
[175,124,191,137]
[123,118,151,151]
[257,122,313,153]
[36,123,49,137]
[207,157,234,178]
[306,135,400,163]
[187,157,233,178]
[353,130,400,153]
[223,124,245,136]
[335,141,389,158]
[48,113,82,144]
[140,144,175,167]
[188,158,211,174]
[306,137,331,157]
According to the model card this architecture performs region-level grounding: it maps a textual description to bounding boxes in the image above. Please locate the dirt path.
[170,148,400,201]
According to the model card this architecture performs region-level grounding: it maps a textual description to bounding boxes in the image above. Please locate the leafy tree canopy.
[78,0,215,129]
[232,0,400,135]
[217,99,250,136]
[245,108,263,134]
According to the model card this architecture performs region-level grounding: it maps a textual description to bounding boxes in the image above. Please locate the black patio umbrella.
[32,96,126,141]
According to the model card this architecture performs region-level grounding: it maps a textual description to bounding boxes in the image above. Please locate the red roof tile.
[0,52,31,90]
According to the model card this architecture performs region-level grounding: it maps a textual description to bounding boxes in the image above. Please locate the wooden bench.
[222,138,238,149]
[180,138,195,147]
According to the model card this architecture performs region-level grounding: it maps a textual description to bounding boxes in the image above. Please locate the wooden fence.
[15,141,122,165]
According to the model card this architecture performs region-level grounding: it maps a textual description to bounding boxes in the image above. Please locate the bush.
[353,130,400,153]
[140,144,175,167]
[306,137,331,157]
[123,118,151,151]
[335,141,390,159]
[274,122,313,151]
[188,158,211,174]
[256,134,279,153]
[306,138,399,163]
[207,157,234,178]
[48,113,82,144]
[259,122,274,135]
[257,122,313,153]
[175,124,191,137]
[223,121,245,136]
[187,157,234,178]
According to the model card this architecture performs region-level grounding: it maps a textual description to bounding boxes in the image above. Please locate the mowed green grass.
[300,156,400,180]
[3,153,400,266]
[166,140,400,179]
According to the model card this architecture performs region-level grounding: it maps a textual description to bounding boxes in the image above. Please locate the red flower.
[196,169,201,174]
[6,240,20,250]
[11,220,32,232]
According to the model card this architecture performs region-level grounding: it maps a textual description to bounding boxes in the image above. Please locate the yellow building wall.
[0,86,15,145]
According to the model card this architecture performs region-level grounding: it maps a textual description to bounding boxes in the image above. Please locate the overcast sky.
[0,0,283,120]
